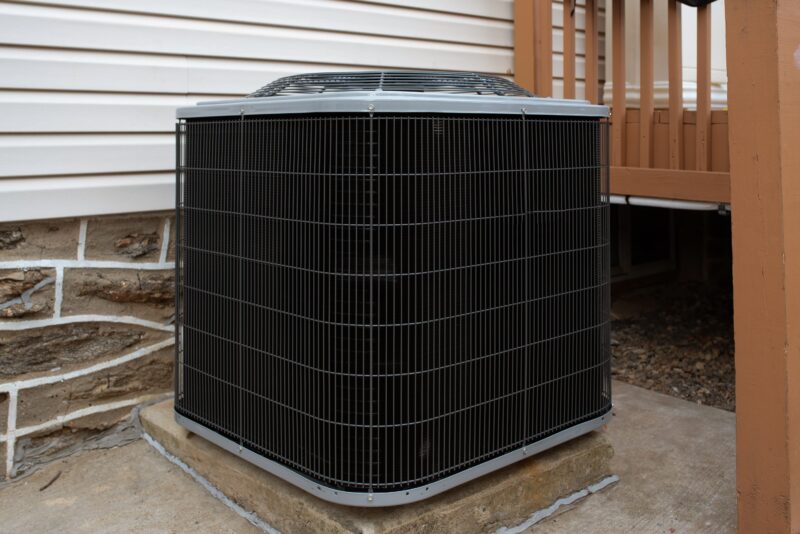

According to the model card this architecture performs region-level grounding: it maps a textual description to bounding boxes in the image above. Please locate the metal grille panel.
[175,113,611,498]
[248,71,533,98]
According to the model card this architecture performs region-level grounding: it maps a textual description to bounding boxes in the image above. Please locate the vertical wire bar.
[695,4,712,171]
[467,117,474,468]
[333,116,338,484]
[434,116,442,484]
[303,118,310,478]
[315,116,321,481]
[449,116,456,474]
[493,117,499,457]
[555,119,561,432]
[434,117,440,479]
[481,116,487,460]
[380,117,387,489]
[272,119,279,468]
[347,116,353,489]
[416,115,420,482]
[603,120,612,409]
[639,0,654,168]
[534,0,553,97]
[563,0,577,100]
[478,116,485,465]
[174,121,183,403]
[668,0,684,170]
[325,117,332,486]
[280,118,286,466]
[368,113,375,495]
[394,115,400,486]
[611,0,627,166]
[428,118,439,486]
[584,0,599,104]
[521,113,530,448]
[237,113,244,448]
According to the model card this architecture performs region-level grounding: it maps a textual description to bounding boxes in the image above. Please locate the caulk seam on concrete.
[494,474,620,534]
[142,433,279,534]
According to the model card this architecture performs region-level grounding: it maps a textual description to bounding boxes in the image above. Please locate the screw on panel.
[367,494,374,502]
[522,447,528,455]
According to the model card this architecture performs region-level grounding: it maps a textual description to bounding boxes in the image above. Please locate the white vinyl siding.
[0,0,604,221]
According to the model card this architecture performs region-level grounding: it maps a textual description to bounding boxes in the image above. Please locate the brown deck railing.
[514,0,729,203]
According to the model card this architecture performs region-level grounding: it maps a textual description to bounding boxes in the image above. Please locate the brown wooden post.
[534,0,553,97]
[696,5,711,171]
[725,0,800,531]
[584,0,599,104]
[639,0,654,168]
[513,0,536,93]
[611,0,626,166]
[667,0,683,169]
[562,0,576,99]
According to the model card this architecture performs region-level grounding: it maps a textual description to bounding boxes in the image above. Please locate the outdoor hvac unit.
[174,72,611,507]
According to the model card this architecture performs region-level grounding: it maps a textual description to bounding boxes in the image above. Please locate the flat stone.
[12,405,141,477]
[141,400,613,534]
[17,347,173,427]
[0,268,56,320]
[0,322,170,379]
[0,219,79,261]
[85,216,165,262]
[62,269,174,323]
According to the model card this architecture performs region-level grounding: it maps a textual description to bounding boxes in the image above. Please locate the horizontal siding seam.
[9,0,514,48]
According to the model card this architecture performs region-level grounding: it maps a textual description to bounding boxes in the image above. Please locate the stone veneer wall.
[0,212,176,480]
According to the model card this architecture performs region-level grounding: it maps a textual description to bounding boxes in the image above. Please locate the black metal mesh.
[175,114,611,493]
[248,72,533,98]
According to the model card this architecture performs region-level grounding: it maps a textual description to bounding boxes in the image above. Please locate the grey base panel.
[174,409,612,508]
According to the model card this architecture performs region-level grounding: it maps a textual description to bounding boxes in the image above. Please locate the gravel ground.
[611,281,735,412]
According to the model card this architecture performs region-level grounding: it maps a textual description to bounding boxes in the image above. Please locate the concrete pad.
[0,440,259,534]
[0,382,735,532]
[140,400,614,534]
[533,381,736,533]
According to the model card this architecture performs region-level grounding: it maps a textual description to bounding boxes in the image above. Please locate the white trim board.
[0,173,174,222]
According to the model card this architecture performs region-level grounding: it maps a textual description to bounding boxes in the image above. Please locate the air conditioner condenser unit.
[174,71,612,507]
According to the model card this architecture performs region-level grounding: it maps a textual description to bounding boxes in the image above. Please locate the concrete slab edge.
[494,474,620,534]
[143,427,617,534]
[142,433,279,534]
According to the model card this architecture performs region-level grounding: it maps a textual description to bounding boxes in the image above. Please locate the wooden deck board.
[610,166,730,203]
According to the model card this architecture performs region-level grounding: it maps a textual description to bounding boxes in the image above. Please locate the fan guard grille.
[248,71,534,98]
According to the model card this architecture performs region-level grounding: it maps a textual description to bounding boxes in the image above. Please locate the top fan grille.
[248,71,534,98]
